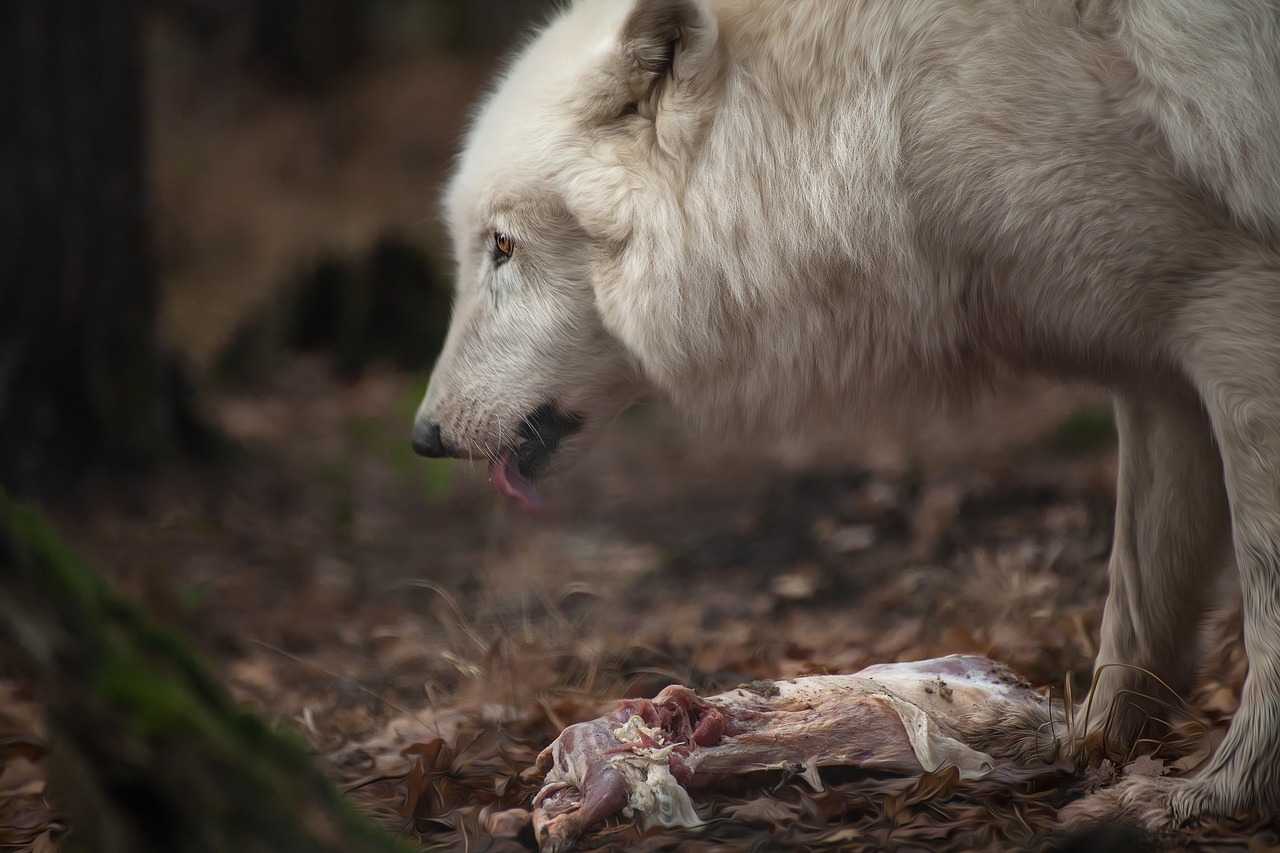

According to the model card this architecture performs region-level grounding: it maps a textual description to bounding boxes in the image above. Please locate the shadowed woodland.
[1,1,1277,851]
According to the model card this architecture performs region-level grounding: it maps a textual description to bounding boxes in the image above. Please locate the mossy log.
[0,493,414,853]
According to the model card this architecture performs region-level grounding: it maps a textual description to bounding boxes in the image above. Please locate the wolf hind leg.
[1081,384,1230,761]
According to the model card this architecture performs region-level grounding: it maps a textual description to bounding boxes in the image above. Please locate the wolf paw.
[1061,772,1273,836]
[1060,774,1180,831]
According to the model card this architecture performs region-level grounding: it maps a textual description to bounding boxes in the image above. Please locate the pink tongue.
[488,448,544,513]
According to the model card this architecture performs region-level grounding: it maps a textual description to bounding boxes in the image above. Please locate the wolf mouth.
[515,402,585,480]
[489,403,584,511]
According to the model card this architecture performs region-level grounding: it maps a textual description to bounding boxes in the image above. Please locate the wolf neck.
[605,0,974,436]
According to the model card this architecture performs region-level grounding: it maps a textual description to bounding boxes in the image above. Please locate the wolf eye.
[493,232,514,263]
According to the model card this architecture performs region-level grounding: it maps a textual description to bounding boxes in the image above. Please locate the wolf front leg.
[1170,247,1280,824]
[1084,385,1230,758]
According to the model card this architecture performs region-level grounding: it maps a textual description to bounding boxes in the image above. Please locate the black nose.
[412,420,449,458]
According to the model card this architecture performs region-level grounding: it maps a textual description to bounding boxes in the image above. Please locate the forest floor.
[6,361,1272,852]
[3,39,1278,853]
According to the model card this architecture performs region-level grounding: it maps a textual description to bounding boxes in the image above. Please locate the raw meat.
[529,655,1055,851]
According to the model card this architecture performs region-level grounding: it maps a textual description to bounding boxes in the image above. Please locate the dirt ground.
[6,362,1271,852]
[3,36,1279,853]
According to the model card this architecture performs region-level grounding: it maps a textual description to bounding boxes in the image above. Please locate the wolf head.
[413,0,723,509]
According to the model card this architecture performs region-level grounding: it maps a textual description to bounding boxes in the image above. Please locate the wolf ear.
[619,0,718,103]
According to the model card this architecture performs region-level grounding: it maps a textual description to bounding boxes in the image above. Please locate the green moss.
[316,456,357,541]
[96,657,200,741]
[349,398,455,505]
[1053,407,1117,453]
[0,492,414,853]
[417,458,454,504]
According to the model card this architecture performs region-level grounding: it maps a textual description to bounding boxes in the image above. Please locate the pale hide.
[528,655,1061,851]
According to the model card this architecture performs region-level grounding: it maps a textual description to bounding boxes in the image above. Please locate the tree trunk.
[0,0,169,497]
[0,493,414,853]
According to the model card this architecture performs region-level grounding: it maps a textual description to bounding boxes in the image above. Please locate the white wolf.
[413,0,1280,827]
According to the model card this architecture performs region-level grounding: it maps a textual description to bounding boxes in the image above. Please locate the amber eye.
[493,232,514,262]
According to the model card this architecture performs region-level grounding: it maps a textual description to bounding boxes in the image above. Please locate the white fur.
[417,0,1280,825]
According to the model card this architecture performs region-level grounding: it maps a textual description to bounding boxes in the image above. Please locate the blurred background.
[10,3,1244,850]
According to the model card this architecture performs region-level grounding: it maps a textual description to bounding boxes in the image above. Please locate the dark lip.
[515,402,584,480]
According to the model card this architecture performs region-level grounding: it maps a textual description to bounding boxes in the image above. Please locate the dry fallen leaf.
[720,798,803,824]
[31,829,61,853]
[1123,754,1167,779]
